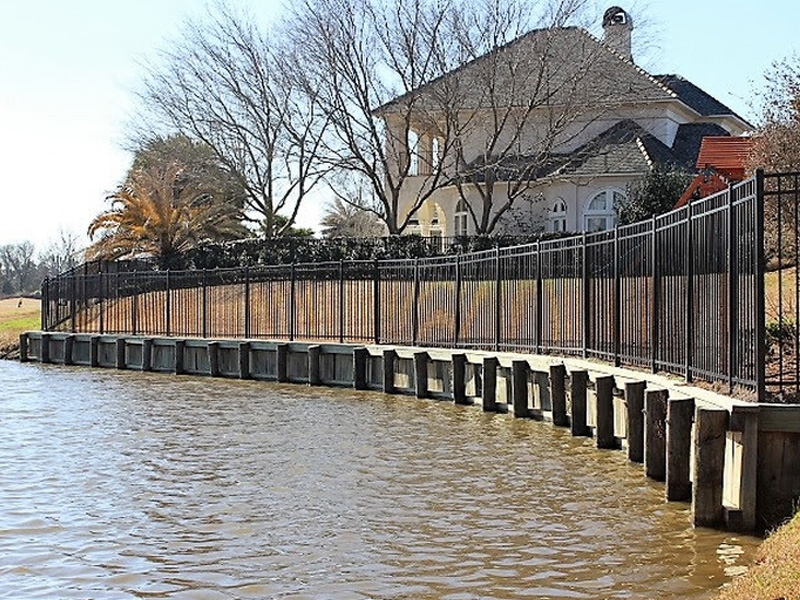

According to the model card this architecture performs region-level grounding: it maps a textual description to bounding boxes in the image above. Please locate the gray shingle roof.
[670,122,730,170]
[653,74,746,121]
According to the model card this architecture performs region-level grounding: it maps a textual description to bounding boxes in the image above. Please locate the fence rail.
[44,171,782,399]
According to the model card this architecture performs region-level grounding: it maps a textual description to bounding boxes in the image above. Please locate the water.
[0,361,758,599]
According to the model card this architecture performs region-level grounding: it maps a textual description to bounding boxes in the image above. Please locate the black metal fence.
[43,173,774,399]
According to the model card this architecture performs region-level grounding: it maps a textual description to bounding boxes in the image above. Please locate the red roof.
[695,137,753,181]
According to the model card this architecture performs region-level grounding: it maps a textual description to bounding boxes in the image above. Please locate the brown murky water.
[0,361,758,599]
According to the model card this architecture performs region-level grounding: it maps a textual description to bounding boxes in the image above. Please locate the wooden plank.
[625,381,646,463]
[595,376,617,449]
[645,389,668,481]
[550,364,568,427]
[733,406,759,532]
[141,338,152,372]
[693,408,729,527]
[570,370,591,437]
[758,406,800,433]
[666,397,695,501]
[40,333,51,364]
[482,357,498,412]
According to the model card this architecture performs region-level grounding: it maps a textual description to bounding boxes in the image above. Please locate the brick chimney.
[602,6,633,61]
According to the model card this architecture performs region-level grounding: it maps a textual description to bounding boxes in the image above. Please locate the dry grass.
[0,297,40,355]
[716,511,800,600]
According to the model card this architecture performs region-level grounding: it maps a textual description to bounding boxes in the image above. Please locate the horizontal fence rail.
[43,173,773,399]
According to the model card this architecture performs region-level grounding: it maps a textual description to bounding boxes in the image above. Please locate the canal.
[0,361,758,599]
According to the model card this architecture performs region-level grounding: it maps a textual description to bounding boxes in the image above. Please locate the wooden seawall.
[20,331,800,534]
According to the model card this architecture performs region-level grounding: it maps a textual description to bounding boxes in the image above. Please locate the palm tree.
[320,198,385,238]
[87,163,247,268]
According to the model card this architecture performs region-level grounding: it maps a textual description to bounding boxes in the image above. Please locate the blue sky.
[0,0,797,251]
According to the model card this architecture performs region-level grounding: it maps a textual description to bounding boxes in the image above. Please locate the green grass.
[0,315,40,332]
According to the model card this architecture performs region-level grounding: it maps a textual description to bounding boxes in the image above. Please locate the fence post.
[454,254,462,347]
[165,270,171,337]
[339,260,345,344]
[651,216,659,373]
[41,278,49,331]
[290,263,296,342]
[373,259,381,344]
[130,268,138,336]
[412,258,420,346]
[755,169,766,402]
[727,183,737,394]
[613,226,621,367]
[243,266,251,339]
[70,274,77,334]
[202,269,208,339]
[535,242,543,353]
[685,206,693,382]
[494,247,501,352]
[582,232,589,359]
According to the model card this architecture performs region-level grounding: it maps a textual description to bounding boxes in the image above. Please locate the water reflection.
[0,361,758,599]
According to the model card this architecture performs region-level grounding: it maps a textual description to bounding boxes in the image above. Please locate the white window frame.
[583,189,623,232]
[548,198,568,232]
[454,198,469,237]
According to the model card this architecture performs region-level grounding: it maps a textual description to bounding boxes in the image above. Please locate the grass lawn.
[716,510,800,600]
[0,297,40,352]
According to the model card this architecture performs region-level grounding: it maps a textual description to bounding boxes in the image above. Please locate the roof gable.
[653,74,747,122]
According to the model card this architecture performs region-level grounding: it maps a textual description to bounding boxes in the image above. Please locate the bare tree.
[135,3,330,237]
[38,230,82,278]
[288,0,464,234]
[0,242,37,294]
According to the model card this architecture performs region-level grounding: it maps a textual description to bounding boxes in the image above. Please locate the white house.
[375,6,750,237]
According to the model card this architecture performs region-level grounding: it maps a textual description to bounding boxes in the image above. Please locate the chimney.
[602,6,633,61]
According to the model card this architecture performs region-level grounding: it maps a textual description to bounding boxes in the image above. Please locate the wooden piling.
[625,381,646,463]
[141,338,152,371]
[693,408,729,527]
[595,375,617,449]
[207,341,220,377]
[174,340,185,375]
[730,406,759,532]
[382,349,397,394]
[353,347,368,390]
[276,343,289,383]
[414,351,429,399]
[238,341,251,380]
[63,335,74,366]
[549,364,568,427]
[570,370,591,437]
[18,333,28,362]
[116,338,126,370]
[482,356,498,412]
[89,336,99,368]
[308,345,321,386]
[452,353,468,405]
[40,333,51,364]
[512,360,529,418]
[645,389,668,481]
[666,397,695,501]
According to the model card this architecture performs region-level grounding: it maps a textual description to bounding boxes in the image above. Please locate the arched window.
[584,189,623,232]
[548,198,568,232]
[454,199,469,237]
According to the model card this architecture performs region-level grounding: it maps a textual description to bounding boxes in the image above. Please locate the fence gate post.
[289,263,296,342]
[165,270,171,337]
[727,184,736,393]
[244,266,251,339]
[581,233,589,359]
[535,242,543,354]
[99,266,105,335]
[651,215,659,373]
[202,269,208,339]
[684,207,693,382]
[613,226,621,367]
